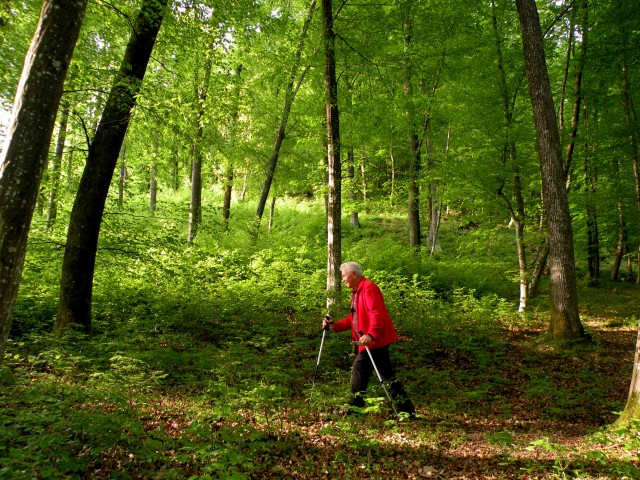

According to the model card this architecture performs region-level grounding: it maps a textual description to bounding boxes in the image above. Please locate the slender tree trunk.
[188,143,203,242]
[222,64,243,232]
[241,171,248,202]
[255,0,316,227]
[584,107,600,286]
[322,0,341,312]
[268,196,276,232]
[402,8,421,249]
[528,240,549,298]
[118,145,127,212]
[171,147,179,190]
[389,148,395,206]
[66,146,75,192]
[150,131,158,214]
[347,150,360,228]
[611,198,627,281]
[188,58,212,244]
[56,0,167,334]
[620,25,640,284]
[222,166,233,231]
[562,2,587,188]
[47,99,71,230]
[516,0,584,341]
[0,0,87,360]
[492,0,528,310]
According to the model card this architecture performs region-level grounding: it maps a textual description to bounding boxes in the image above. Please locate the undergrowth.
[2,198,639,479]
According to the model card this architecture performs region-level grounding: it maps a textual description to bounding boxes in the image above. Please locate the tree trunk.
[150,131,158,215]
[611,199,627,282]
[118,145,127,212]
[322,0,341,312]
[347,150,360,228]
[620,324,640,421]
[491,0,527,311]
[0,0,87,360]
[402,8,421,249]
[170,147,179,190]
[188,58,212,244]
[56,0,167,334]
[222,64,243,232]
[584,106,600,286]
[528,240,549,298]
[516,0,584,341]
[620,22,640,284]
[255,0,316,228]
[268,196,276,232]
[47,99,71,230]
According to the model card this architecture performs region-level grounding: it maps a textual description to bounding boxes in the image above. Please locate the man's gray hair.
[340,261,362,276]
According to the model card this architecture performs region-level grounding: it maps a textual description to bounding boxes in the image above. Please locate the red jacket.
[332,277,398,352]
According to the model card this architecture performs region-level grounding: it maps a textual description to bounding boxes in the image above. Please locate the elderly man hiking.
[322,261,415,416]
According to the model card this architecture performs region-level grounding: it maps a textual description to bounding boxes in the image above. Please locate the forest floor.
[1,281,639,479]
[241,324,639,479]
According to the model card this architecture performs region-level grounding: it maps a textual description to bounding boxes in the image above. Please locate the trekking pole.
[354,331,398,415]
[309,315,331,403]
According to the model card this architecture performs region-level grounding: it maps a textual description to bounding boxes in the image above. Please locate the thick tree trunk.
[516,0,584,341]
[255,0,316,227]
[47,99,71,230]
[322,0,341,312]
[0,0,87,361]
[56,0,167,334]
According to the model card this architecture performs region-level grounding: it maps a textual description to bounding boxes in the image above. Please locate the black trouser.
[349,345,414,413]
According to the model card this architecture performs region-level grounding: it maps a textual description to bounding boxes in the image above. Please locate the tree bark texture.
[322,0,341,311]
[516,0,584,340]
[620,324,640,421]
[56,0,167,334]
[0,0,87,361]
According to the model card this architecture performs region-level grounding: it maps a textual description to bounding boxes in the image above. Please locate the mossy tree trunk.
[0,0,87,360]
[516,0,585,341]
[56,0,167,334]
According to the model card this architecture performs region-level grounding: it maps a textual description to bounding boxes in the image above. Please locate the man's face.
[341,270,360,289]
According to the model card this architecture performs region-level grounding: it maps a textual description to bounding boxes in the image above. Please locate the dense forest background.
[1,0,640,478]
